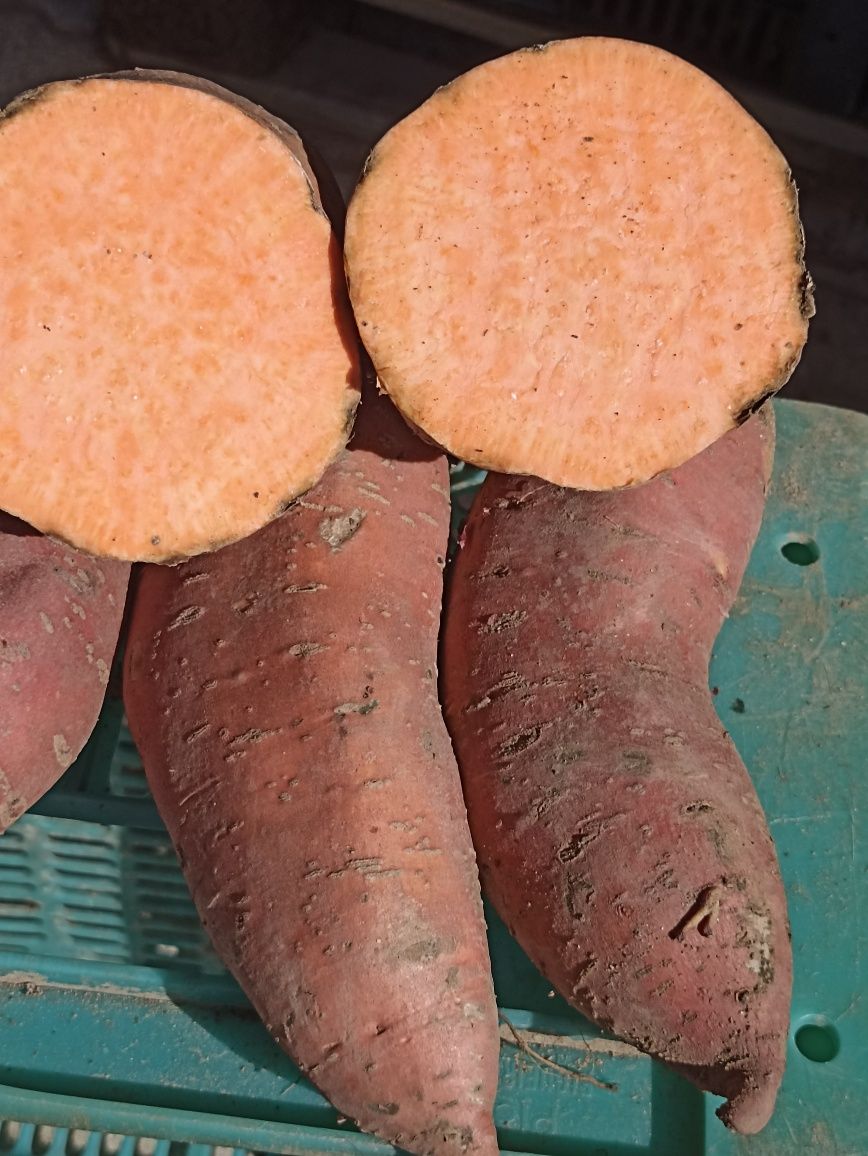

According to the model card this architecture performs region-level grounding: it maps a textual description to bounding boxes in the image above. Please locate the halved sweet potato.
[345,37,811,489]
[0,71,359,561]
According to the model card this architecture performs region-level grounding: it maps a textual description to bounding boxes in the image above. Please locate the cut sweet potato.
[345,38,812,489]
[0,514,129,832]
[124,386,500,1156]
[0,71,359,562]
[442,409,792,1134]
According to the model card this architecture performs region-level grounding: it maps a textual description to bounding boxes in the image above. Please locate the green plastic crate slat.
[1,400,865,1155]
[0,1122,254,1156]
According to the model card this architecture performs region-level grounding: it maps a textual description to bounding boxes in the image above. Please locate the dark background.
[2,0,866,413]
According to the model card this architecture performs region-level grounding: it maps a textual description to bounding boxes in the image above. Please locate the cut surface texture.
[0,71,359,561]
[442,409,792,1134]
[345,37,811,488]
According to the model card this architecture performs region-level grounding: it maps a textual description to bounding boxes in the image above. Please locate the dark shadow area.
[497,1132,650,1155]
[153,980,351,1133]
[99,0,317,78]
[649,1062,706,1156]
[347,378,444,466]
[0,1062,349,1141]
[0,511,41,537]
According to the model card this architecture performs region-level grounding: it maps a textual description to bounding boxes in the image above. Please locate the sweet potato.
[442,409,791,1134]
[345,37,812,489]
[0,70,359,562]
[0,514,129,832]
[123,387,500,1156]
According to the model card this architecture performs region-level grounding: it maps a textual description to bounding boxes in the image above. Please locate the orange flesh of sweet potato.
[345,38,812,489]
[0,71,360,562]
[123,389,500,1156]
[442,409,791,1134]
[0,514,129,832]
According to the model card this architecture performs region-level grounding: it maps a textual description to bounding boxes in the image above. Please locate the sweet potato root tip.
[345,38,809,489]
[0,70,360,561]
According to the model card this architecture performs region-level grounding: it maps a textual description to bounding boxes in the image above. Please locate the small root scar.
[669,883,723,940]
[334,700,378,717]
[53,733,72,768]
[167,605,205,631]
[319,508,365,550]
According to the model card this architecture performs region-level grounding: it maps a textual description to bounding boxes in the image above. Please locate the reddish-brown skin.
[442,410,791,1135]
[123,389,500,1156]
[0,514,129,832]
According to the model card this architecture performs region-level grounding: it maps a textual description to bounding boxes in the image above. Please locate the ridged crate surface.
[0,1121,249,1156]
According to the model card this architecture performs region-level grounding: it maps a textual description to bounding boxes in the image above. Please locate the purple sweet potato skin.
[123,389,500,1156]
[0,514,129,831]
[443,409,791,1135]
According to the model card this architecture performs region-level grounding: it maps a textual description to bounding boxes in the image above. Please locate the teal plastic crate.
[1,400,865,1155]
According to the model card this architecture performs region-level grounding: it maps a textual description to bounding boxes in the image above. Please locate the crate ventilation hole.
[781,534,820,565]
[795,1019,840,1062]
